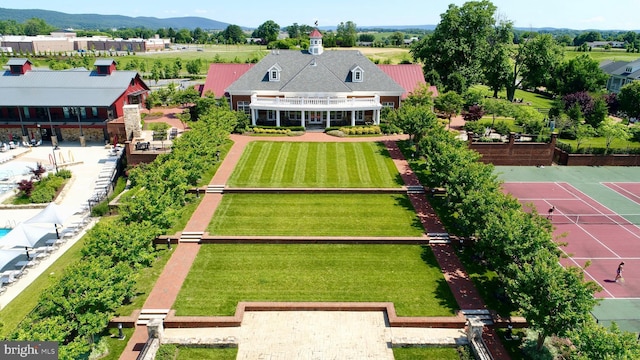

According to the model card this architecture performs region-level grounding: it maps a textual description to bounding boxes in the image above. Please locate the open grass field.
[564,47,640,63]
[173,244,458,317]
[470,84,555,109]
[227,142,403,188]
[208,193,424,237]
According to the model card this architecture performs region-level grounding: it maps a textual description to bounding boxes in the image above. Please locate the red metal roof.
[309,29,323,38]
[377,64,437,99]
[201,63,254,98]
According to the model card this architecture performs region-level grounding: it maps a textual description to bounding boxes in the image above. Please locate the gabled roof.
[7,58,31,66]
[377,64,436,99]
[600,58,640,80]
[201,63,254,98]
[94,59,117,66]
[226,50,405,95]
[0,69,146,107]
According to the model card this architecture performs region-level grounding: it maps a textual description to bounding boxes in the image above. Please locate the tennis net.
[551,214,640,225]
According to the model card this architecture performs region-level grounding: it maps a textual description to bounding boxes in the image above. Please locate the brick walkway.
[119,132,509,360]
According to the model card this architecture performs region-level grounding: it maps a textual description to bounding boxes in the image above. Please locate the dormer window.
[351,65,364,83]
[268,64,281,82]
[626,67,633,73]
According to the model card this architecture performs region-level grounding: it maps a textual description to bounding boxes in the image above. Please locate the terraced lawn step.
[137,308,170,326]
[462,309,494,326]
[427,232,450,240]
[206,185,225,193]
[180,231,205,243]
[406,185,426,194]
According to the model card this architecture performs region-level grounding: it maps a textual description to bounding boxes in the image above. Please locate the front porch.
[249,95,382,128]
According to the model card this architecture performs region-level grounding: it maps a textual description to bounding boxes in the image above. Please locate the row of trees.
[385,93,640,358]
[9,96,240,358]
[411,0,610,100]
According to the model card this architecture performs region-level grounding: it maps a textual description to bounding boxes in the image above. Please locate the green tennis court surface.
[498,166,640,333]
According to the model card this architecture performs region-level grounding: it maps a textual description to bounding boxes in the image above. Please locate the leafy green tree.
[253,20,280,44]
[548,54,608,95]
[411,0,497,91]
[505,34,563,101]
[23,18,54,35]
[585,97,608,128]
[574,124,597,151]
[222,24,246,44]
[336,21,357,47]
[568,320,640,360]
[482,98,514,129]
[403,83,435,107]
[505,253,600,351]
[598,117,631,154]
[174,28,193,43]
[483,20,513,97]
[618,81,640,120]
[358,33,375,42]
[389,31,405,46]
[389,104,437,143]
[434,91,464,128]
[185,58,203,75]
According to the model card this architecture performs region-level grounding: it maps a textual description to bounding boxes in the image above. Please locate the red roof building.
[200,63,254,98]
[378,64,438,99]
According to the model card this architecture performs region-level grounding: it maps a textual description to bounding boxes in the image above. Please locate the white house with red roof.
[200,30,433,128]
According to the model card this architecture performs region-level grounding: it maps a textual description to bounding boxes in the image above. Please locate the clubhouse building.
[0,58,149,145]
[201,29,434,128]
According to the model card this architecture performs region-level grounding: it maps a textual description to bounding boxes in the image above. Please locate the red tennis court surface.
[503,182,640,299]
[604,182,640,206]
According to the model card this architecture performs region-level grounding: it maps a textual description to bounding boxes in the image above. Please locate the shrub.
[326,130,345,137]
[493,121,512,136]
[29,184,56,203]
[56,169,72,179]
[463,121,485,134]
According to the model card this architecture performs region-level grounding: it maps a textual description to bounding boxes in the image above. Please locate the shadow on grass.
[394,195,428,235]
[420,246,460,312]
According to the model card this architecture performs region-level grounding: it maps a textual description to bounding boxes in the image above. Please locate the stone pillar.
[147,318,164,342]
[123,105,142,141]
[51,135,59,147]
[79,136,86,147]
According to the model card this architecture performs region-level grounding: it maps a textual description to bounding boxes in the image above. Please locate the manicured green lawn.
[156,345,238,360]
[208,193,424,237]
[227,142,403,188]
[557,137,640,152]
[174,244,458,317]
[564,47,640,63]
[393,347,462,359]
[471,85,555,109]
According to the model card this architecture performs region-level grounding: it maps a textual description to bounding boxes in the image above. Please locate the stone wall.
[123,105,142,141]
[468,133,557,166]
[59,127,105,143]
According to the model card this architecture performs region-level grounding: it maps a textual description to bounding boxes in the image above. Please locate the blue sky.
[2,0,639,30]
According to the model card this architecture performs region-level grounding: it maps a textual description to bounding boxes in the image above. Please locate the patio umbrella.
[1,223,52,249]
[0,248,25,271]
[24,203,75,239]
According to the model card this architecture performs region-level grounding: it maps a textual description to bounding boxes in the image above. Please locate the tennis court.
[503,181,640,300]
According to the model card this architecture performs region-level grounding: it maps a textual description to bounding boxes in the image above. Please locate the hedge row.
[10,103,237,359]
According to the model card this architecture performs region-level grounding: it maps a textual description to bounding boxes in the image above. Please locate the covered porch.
[249,95,382,128]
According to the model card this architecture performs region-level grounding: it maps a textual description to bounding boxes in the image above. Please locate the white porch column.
[276,110,281,127]
[251,109,256,126]
[301,111,305,128]
[375,109,381,125]
[351,111,356,126]
[326,110,331,128]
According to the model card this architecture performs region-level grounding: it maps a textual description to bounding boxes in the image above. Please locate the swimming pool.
[0,228,10,239]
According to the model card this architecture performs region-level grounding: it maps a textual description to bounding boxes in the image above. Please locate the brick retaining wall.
[468,133,557,166]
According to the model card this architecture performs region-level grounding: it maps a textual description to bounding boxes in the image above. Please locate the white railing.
[250,95,380,109]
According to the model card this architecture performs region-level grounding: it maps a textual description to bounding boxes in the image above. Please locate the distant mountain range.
[0,8,233,30]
